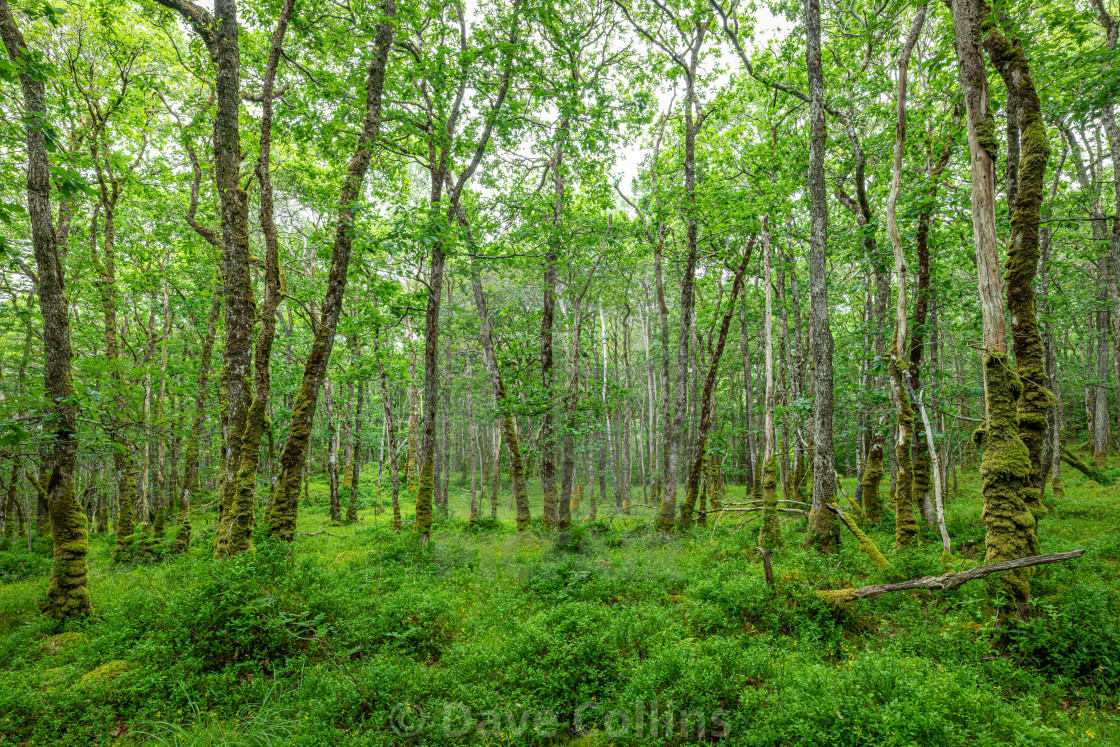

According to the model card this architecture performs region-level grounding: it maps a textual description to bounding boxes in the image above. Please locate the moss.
[980,7,1053,529]
[861,439,884,522]
[41,666,72,694]
[39,484,93,621]
[171,485,192,554]
[345,461,360,524]
[806,505,840,554]
[697,479,708,526]
[267,380,318,544]
[978,353,1037,611]
[502,414,532,532]
[679,456,706,527]
[220,396,269,558]
[40,631,88,655]
[758,455,781,549]
[1,462,14,549]
[844,513,891,570]
[913,450,932,523]
[818,588,858,606]
[214,370,252,557]
[975,113,999,163]
[77,659,135,690]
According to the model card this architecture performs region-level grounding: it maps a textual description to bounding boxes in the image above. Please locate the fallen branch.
[299,530,339,537]
[818,549,1085,603]
[1060,446,1113,485]
[825,503,891,569]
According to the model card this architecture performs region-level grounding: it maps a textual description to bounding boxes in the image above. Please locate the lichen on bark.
[980,6,1053,525]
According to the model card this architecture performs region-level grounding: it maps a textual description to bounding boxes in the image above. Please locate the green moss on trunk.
[980,13,1053,527]
[978,352,1037,611]
[221,397,267,557]
[679,456,705,527]
[758,455,781,549]
[2,460,15,549]
[39,484,92,620]
[805,506,839,553]
[502,414,531,531]
[913,450,932,524]
[414,452,434,538]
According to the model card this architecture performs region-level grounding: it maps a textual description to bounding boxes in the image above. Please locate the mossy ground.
[0,463,1118,746]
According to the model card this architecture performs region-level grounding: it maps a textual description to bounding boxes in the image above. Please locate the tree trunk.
[0,0,90,618]
[373,315,402,531]
[267,5,394,542]
[759,218,781,548]
[804,0,838,552]
[174,283,221,552]
[680,240,755,526]
[886,6,927,548]
[951,0,1037,614]
[347,347,365,523]
[325,380,341,522]
[220,0,293,555]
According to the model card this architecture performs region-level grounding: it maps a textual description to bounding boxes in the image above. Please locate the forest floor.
[1,462,1118,746]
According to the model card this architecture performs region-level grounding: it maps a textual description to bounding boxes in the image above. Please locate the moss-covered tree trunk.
[347,362,364,524]
[680,241,754,526]
[2,460,16,549]
[981,3,1052,525]
[861,436,885,522]
[373,319,402,531]
[153,0,258,557]
[219,1,292,556]
[1,0,91,618]
[952,0,1039,615]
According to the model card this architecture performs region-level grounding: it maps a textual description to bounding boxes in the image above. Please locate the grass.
[0,462,1117,745]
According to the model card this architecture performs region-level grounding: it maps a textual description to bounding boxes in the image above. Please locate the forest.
[0,0,1118,743]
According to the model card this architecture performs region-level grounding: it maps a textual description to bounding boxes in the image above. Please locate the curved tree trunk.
[268,6,394,542]
[886,6,927,548]
[982,7,1053,528]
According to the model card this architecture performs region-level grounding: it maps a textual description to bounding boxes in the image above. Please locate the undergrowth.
[0,466,1117,745]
